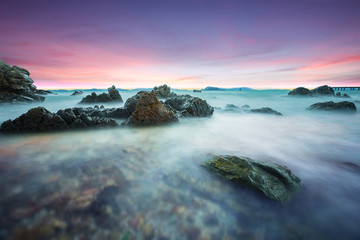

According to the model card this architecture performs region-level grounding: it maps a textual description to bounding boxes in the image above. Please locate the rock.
[165,95,214,117]
[0,58,45,103]
[153,84,172,98]
[127,91,178,126]
[71,90,83,96]
[0,107,118,133]
[311,85,334,96]
[225,104,239,109]
[288,87,312,97]
[193,89,202,92]
[124,91,146,115]
[108,85,123,102]
[250,107,283,116]
[202,155,301,202]
[35,89,54,95]
[79,86,123,104]
[125,86,214,118]
[307,101,356,112]
[335,92,351,98]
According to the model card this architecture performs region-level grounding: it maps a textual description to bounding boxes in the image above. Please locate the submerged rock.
[307,101,357,112]
[288,87,312,97]
[311,85,334,96]
[335,92,351,98]
[0,107,118,133]
[250,107,283,116]
[79,85,123,104]
[0,59,45,103]
[71,90,83,96]
[127,91,178,126]
[202,155,301,202]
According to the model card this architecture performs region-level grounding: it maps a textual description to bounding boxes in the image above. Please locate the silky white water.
[0,89,359,239]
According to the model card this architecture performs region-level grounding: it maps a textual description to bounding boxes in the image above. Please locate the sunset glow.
[1,0,359,89]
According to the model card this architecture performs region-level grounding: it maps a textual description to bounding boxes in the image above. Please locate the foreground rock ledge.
[202,155,301,202]
[0,107,118,133]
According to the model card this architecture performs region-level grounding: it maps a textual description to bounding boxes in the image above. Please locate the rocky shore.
[0,59,45,103]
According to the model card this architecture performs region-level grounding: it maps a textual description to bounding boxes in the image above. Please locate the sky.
[0,0,360,89]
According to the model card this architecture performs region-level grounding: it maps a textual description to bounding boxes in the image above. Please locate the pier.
[333,87,360,91]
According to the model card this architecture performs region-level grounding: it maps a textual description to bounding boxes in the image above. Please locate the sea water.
[0,89,359,239]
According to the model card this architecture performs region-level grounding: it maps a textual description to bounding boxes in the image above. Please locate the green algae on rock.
[202,155,301,202]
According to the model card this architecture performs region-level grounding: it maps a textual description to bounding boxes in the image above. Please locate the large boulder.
[202,155,301,202]
[288,87,312,97]
[127,91,178,126]
[124,91,146,115]
[165,95,214,117]
[125,86,214,118]
[0,59,45,103]
[250,107,283,116]
[311,85,335,96]
[0,107,118,133]
[79,86,123,104]
[307,101,357,112]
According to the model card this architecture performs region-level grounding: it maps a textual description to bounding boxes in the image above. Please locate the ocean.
[0,89,360,239]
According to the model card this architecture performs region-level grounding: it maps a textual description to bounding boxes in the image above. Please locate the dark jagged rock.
[0,59,45,103]
[79,86,123,104]
[153,84,173,98]
[71,90,83,96]
[125,86,214,118]
[0,107,118,133]
[165,95,214,117]
[311,85,334,96]
[35,89,54,95]
[124,91,146,115]
[250,107,283,116]
[202,155,301,202]
[288,87,312,97]
[307,101,356,112]
[127,91,178,126]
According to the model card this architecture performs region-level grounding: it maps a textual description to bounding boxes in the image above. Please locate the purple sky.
[1,0,360,89]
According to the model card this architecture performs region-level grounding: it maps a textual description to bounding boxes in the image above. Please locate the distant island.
[203,86,253,91]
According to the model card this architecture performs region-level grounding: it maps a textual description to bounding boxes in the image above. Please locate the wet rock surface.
[79,85,123,104]
[127,91,178,126]
[202,155,302,202]
[0,59,45,104]
[307,101,357,112]
[0,107,118,133]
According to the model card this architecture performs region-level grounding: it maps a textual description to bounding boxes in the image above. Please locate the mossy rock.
[202,155,301,202]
